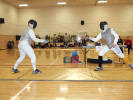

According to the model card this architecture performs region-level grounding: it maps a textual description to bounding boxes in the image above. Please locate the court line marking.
[10,81,33,100]
[1,79,133,82]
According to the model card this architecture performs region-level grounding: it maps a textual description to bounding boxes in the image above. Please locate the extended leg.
[112,45,133,69]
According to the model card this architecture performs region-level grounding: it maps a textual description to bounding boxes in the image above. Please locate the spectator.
[53,34,57,47]
[64,33,69,48]
[82,36,87,46]
[117,36,124,53]
[124,36,132,54]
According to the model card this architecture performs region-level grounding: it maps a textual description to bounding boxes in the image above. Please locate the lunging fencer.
[12,19,48,74]
[87,21,133,71]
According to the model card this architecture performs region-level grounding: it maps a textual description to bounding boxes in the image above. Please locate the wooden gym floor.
[0,48,133,100]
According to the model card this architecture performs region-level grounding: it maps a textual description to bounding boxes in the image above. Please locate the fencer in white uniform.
[12,19,48,74]
[88,21,133,71]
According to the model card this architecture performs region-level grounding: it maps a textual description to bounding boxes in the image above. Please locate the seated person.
[117,36,124,53]
[124,36,132,54]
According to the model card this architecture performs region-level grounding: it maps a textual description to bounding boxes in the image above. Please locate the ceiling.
[3,0,133,8]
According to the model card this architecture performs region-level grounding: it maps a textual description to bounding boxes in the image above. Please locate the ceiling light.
[19,4,29,7]
[57,2,67,5]
[97,0,108,3]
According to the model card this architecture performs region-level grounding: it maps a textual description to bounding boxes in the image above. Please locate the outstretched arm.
[29,30,48,43]
[89,33,102,42]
